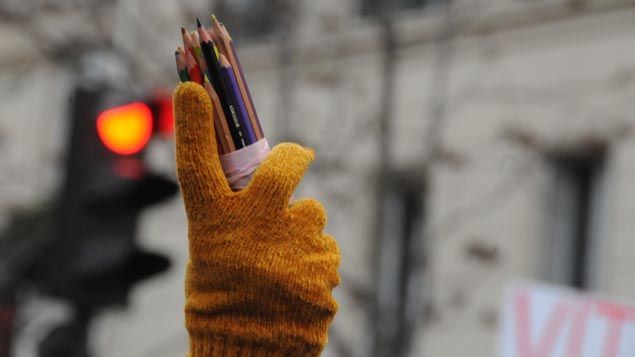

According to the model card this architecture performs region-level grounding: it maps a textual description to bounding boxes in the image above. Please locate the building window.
[544,150,606,289]
[375,173,426,355]
[360,0,440,17]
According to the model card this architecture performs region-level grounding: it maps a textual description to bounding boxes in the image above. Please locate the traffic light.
[96,102,153,155]
[34,84,177,307]
[0,84,177,357]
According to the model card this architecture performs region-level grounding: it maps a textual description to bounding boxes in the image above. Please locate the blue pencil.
[219,54,257,144]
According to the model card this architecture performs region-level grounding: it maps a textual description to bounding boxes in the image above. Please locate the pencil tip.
[219,53,229,67]
[196,17,202,27]
[181,27,186,34]
[211,14,219,25]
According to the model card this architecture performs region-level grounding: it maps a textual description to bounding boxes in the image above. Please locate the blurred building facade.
[2,0,635,356]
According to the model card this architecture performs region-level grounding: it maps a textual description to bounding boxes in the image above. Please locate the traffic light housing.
[35,84,177,308]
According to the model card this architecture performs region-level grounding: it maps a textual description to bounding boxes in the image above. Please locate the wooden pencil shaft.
[215,37,230,59]
[219,24,234,47]
[216,132,226,155]
[203,82,229,153]
[181,28,194,53]
[191,32,203,58]
[205,82,236,152]
[218,122,229,154]
[211,19,230,59]
[211,15,222,34]
[214,119,228,154]
[176,49,186,68]
[195,52,209,79]
[197,24,213,45]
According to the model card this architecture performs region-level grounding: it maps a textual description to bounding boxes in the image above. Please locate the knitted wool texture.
[173,82,341,356]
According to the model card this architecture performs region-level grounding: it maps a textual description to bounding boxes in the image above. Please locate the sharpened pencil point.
[219,54,230,67]
[181,27,186,34]
[211,14,220,26]
[197,17,202,28]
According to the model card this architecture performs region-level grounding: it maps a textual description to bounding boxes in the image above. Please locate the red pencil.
[185,50,203,84]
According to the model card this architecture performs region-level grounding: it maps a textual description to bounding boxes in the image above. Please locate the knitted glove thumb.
[173,82,340,356]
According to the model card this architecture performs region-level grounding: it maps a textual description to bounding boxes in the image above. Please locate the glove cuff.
[188,334,322,357]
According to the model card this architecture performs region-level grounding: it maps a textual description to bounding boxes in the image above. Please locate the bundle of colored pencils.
[175,16,269,189]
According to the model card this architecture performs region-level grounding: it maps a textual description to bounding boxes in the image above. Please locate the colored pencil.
[219,54,256,144]
[181,27,194,56]
[204,78,236,153]
[175,48,189,82]
[211,15,222,39]
[217,24,263,140]
[184,50,203,84]
[208,28,221,58]
[203,80,230,154]
[211,15,230,57]
[191,31,202,57]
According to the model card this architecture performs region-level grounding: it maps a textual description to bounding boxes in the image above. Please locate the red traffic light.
[97,102,153,155]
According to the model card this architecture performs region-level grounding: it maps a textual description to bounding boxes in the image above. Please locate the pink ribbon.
[220,138,270,190]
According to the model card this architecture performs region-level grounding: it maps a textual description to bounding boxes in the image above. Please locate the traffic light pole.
[38,304,91,357]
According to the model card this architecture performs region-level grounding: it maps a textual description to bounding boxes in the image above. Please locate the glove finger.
[173,82,231,211]
[245,143,314,211]
[287,198,327,233]
[322,234,341,289]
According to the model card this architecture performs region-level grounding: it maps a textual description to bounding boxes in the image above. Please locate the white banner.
[500,282,635,357]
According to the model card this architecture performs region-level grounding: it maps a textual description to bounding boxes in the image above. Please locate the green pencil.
[175,47,189,82]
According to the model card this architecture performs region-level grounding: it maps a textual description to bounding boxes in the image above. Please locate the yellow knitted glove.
[173,82,340,356]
